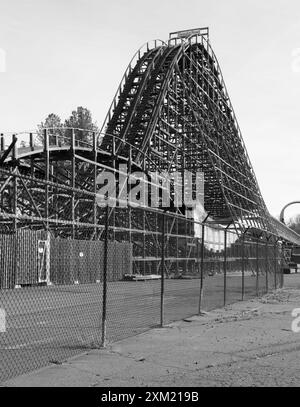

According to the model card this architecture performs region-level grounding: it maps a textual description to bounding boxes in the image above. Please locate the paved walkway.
[2,275,300,387]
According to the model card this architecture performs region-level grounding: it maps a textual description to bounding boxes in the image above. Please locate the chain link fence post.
[265,237,269,294]
[241,232,245,301]
[101,204,109,347]
[223,228,227,307]
[198,223,205,314]
[12,135,18,288]
[274,241,278,290]
[280,243,284,288]
[256,238,259,297]
[160,211,165,327]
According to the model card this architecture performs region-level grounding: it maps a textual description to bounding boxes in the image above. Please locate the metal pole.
[280,201,300,223]
[198,223,205,314]
[0,133,4,151]
[224,229,227,307]
[71,129,75,239]
[93,131,97,238]
[160,212,165,327]
[128,146,132,249]
[12,134,18,288]
[176,217,179,274]
[265,238,269,293]
[29,133,33,151]
[241,233,245,301]
[280,242,284,288]
[274,242,277,290]
[256,238,259,296]
[44,129,49,231]
[112,135,116,242]
[101,204,109,347]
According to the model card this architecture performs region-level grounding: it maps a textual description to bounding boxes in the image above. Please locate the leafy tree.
[64,106,98,145]
[37,108,98,147]
[37,113,64,145]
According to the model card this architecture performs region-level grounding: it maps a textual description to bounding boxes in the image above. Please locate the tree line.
[37,106,99,144]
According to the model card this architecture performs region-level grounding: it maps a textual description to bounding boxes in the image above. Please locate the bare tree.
[288,214,300,235]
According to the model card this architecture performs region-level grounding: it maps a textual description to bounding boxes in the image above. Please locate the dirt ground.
[3,274,300,387]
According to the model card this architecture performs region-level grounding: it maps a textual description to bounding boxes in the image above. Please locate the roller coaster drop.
[0,28,299,275]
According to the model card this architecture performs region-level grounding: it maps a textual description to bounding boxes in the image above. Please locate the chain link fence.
[0,205,285,383]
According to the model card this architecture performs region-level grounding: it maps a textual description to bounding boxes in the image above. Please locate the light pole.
[279,201,300,224]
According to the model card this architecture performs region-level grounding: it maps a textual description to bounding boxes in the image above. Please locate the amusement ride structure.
[0,27,299,276]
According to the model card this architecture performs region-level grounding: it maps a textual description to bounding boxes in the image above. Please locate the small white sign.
[177,29,201,38]
[170,28,204,40]
[292,308,300,333]
[0,309,6,332]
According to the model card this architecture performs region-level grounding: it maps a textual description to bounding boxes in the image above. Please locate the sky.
[0,0,299,220]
